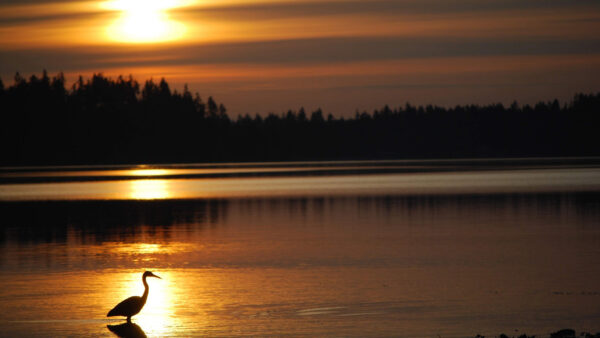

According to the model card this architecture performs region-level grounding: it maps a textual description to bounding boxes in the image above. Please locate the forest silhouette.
[0,71,598,165]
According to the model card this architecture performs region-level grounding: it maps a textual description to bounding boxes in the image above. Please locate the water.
[1,159,600,337]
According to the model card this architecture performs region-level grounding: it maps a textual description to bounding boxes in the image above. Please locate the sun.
[103,0,188,43]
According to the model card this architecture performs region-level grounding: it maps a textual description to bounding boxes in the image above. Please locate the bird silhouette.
[107,271,161,322]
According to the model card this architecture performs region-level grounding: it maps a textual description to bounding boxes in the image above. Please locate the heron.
[107,271,161,322]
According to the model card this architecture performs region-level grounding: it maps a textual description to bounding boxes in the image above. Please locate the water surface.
[1,159,599,337]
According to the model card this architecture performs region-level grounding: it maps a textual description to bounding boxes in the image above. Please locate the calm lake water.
[1,159,599,337]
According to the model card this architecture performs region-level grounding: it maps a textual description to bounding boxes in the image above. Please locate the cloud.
[0,0,81,4]
[183,0,600,21]
[0,11,111,26]
[2,35,599,76]
[2,0,599,26]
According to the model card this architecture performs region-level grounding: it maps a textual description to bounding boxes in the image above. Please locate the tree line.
[0,71,598,165]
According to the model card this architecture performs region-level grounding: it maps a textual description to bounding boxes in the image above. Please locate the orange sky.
[1,0,599,116]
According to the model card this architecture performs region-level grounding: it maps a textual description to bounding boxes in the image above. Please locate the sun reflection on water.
[130,179,171,200]
[113,270,179,336]
[114,243,162,255]
[128,169,170,177]
[106,241,196,254]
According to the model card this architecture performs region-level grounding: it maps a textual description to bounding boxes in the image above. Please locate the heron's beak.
[152,274,162,279]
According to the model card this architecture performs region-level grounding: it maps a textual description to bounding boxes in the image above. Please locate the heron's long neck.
[141,275,149,304]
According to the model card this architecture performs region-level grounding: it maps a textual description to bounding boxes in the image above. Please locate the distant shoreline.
[1,72,599,166]
[1,156,600,184]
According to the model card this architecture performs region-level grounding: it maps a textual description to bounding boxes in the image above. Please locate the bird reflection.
[107,322,147,338]
[107,271,161,322]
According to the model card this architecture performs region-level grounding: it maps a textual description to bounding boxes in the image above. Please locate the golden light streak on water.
[128,169,170,177]
[106,242,197,258]
[116,243,162,254]
[130,179,171,199]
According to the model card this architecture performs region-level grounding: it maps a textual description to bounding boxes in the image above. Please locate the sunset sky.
[1,0,599,116]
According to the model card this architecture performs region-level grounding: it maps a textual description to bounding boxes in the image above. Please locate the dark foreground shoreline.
[474,329,599,338]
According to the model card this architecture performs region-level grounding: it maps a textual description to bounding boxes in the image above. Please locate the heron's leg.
[127,316,131,323]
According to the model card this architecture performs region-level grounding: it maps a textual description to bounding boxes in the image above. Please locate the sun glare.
[103,0,188,43]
